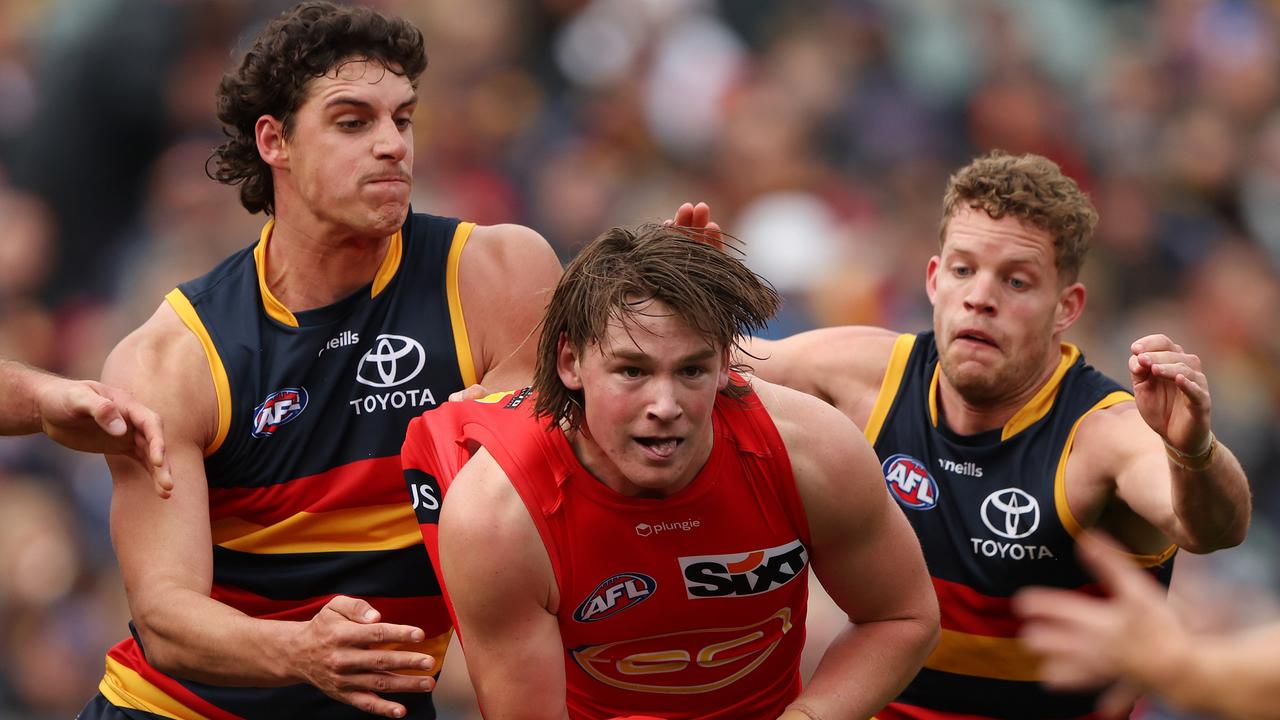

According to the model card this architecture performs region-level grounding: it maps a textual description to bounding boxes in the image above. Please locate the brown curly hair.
[207,1,427,215]
[533,224,780,431]
[940,150,1098,284]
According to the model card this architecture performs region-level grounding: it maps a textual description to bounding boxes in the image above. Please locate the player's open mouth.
[635,437,682,459]
[956,330,998,349]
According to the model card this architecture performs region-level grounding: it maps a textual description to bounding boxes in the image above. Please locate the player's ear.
[556,334,583,391]
[256,115,289,169]
[717,347,731,391]
[1054,281,1086,334]
[926,255,941,305]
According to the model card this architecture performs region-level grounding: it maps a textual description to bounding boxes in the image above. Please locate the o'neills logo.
[570,608,794,694]
[938,458,983,477]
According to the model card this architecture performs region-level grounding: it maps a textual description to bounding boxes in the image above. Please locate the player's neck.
[936,361,1058,436]
[263,214,392,312]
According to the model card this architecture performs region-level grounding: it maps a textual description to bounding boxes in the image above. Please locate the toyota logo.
[357,334,426,388]
[980,488,1040,539]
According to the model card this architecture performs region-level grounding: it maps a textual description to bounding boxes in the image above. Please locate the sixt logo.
[572,572,656,623]
[251,388,308,438]
[883,453,939,510]
[679,540,808,599]
[504,386,533,409]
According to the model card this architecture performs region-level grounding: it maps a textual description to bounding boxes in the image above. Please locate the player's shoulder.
[103,301,217,441]
[750,378,865,455]
[440,447,530,542]
[464,223,559,267]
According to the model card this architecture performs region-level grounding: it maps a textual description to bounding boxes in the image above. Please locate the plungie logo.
[573,573,656,623]
[883,453,939,510]
[251,388,308,438]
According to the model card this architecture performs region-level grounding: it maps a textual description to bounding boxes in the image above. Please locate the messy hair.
[208,1,427,214]
[940,150,1098,283]
[533,224,780,430]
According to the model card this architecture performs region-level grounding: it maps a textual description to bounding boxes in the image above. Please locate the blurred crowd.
[1,0,1278,717]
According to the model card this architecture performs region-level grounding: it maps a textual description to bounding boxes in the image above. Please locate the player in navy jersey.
[78,3,566,719]
[746,150,1252,719]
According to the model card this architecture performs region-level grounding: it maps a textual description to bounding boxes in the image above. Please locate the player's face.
[927,207,1083,406]
[281,59,416,238]
[558,299,730,497]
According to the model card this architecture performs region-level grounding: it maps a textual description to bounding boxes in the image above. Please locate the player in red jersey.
[403,224,939,719]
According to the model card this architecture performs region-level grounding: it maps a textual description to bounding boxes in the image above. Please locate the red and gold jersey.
[402,380,812,719]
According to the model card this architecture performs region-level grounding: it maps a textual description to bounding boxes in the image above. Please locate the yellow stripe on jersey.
[1051,389,1177,572]
[446,221,479,388]
[165,289,232,457]
[100,655,214,720]
[1002,343,1081,440]
[864,334,916,445]
[370,229,404,297]
[252,220,298,328]
[211,503,422,554]
[923,628,1041,682]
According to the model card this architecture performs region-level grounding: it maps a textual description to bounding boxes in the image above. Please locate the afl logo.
[883,453,939,510]
[357,334,426,388]
[980,488,1040,539]
[573,572,656,623]
[251,388,308,438]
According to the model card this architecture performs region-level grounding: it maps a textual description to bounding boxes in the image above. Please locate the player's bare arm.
[757,379,939,719]
[437,448,571,719]
[106,303,435,718]
[456,223,563,395]
[744,326,899,428]
[1064,334,1249,554]
[0,359,171,495]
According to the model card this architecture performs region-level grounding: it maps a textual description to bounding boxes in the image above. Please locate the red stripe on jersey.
[879,703,1106,720]
[209,585,452,636]
[208,456,405,524]
[933,577,1103,637]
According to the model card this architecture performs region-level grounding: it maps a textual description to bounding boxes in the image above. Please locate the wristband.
[1164,432,1216,472]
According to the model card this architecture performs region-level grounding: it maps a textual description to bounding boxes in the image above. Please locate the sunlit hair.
[207,1,427,214]
[940,150,1098,284]
[533,224,780,430]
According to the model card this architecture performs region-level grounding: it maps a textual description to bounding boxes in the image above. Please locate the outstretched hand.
[1128,334,1212,457]
[293,596,437,718]
[1013,531,1185,718]
[36,376,173,497]
[664,201,724,249]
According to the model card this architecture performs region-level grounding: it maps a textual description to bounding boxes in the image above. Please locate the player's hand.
[449,384,492,402]
[36,377,173,497]
[664,201,724,249]
[1013,532,1187,717]
[291,596,436,718]
[1128,334,1212,459]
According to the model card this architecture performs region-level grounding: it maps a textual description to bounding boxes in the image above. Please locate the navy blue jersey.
[95,212,475,719]
[869,332,1174,720]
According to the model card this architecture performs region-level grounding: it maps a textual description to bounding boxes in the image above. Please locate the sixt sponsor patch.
[573,572,656,623]
[251,388,308,438]
[679,540,808,599]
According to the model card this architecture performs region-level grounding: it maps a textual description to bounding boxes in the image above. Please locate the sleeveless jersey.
[867,332,1175,720]
[96,212,478,719]
[401,382,812,720]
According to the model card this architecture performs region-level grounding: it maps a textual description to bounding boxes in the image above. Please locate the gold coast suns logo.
[569,608,794,694]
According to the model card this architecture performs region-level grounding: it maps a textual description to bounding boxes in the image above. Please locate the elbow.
[131,603,187,676]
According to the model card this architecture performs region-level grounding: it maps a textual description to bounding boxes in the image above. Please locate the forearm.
[786,618,938,720]
[0,360,47,435]
[1169,440,1251,551]
[1145,625,1280,719]
[133,586,302,686]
